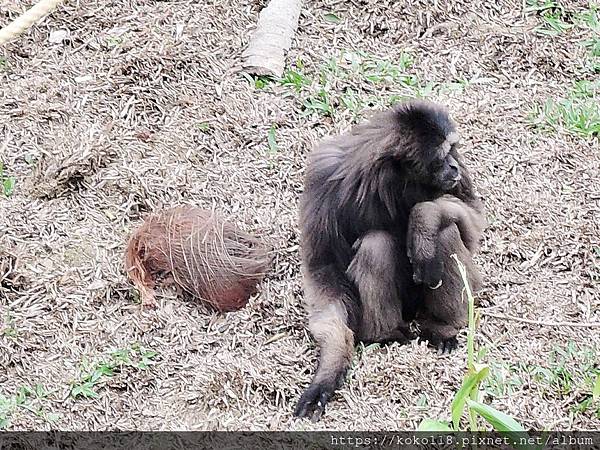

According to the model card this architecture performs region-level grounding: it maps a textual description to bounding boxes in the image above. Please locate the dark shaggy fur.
[295,100,485,421]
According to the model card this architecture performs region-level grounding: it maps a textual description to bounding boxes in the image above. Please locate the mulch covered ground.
[0,0,598,430]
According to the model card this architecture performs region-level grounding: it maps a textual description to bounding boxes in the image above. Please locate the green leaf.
[3,177,15,196]
[466,399,525,431]
[417,82,436,98]
[466,400,540,449]
[71,386,83,398]
[267,125,278,154]
[46,413,61,423]
[323,12,341,23]
[525,0,559,12]
[111,349,132,365]
[416,394,428,407]
[80,385,98,398]
[35,384,46,398]
[71,382,99,399]
[89,365,113,383]
[0,394,11,409]
[593,373,600,402]
[254,76,272,89]
[197,122,211,132]
[279,69,309,92]
[16,387,32,405]
[303,90,333,116]
[142,350,157,359]
[417,419,453,431]
[451,365,490,429]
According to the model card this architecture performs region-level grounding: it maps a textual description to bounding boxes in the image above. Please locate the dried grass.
[0,0,598,431]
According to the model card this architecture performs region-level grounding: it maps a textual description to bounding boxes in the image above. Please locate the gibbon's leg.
[294,265,356,422]
[295,232,412,421]
[417,225,482,353]
[346,231,413,344]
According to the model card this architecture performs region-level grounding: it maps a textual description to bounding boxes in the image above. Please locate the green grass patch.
[259,50,420,120]
[530,80,600,137]
[268,50,469,123]
[539,343,598,392]
[527,2,600,71]
[531,98,600,137]
[586,36,600,57]
[105,36,124,48]
[537,12,573,35]
[245,49,474,127]
[580,4,600,72]
[197,121,211,133]
[0,384,59,429]
[530,343,599,418]
[246,50,476,132]
[303,89,334,117]
[241,73,275,90]
[482,361,526,398]
[2,312,18,338]
[526,1,573,35]
[574,5,600,32]
[70,345,158,400]
[485,343,600,419]
[279,69,311,92]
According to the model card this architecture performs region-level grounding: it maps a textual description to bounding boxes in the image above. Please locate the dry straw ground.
[1,0,599,431]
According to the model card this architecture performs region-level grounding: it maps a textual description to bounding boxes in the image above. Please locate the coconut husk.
[124,206,270,311]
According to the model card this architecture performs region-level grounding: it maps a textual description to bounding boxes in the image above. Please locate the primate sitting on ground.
[295,100,486,422]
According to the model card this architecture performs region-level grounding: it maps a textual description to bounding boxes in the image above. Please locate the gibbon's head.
[392,100,463,192]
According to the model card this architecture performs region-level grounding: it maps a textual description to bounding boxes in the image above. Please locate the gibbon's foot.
[294,381,336,422]
[436,336,459,355]
[417,334,459,355]
[412,257,444,289]
[375,325,417,344]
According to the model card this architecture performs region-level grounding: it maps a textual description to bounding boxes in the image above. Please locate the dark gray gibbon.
[295,100,486,421]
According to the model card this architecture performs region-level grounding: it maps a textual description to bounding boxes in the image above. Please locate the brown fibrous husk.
[124,206,270,312]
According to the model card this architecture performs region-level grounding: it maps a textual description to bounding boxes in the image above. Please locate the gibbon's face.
[429,131,462,191]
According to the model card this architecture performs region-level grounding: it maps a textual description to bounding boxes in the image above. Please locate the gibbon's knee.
[347,231,408,342]
[347,231,396,282]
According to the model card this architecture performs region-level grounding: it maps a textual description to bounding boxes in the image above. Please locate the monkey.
[294,100,485,422]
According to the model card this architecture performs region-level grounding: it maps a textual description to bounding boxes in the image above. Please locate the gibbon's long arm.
[408,195,484,258]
